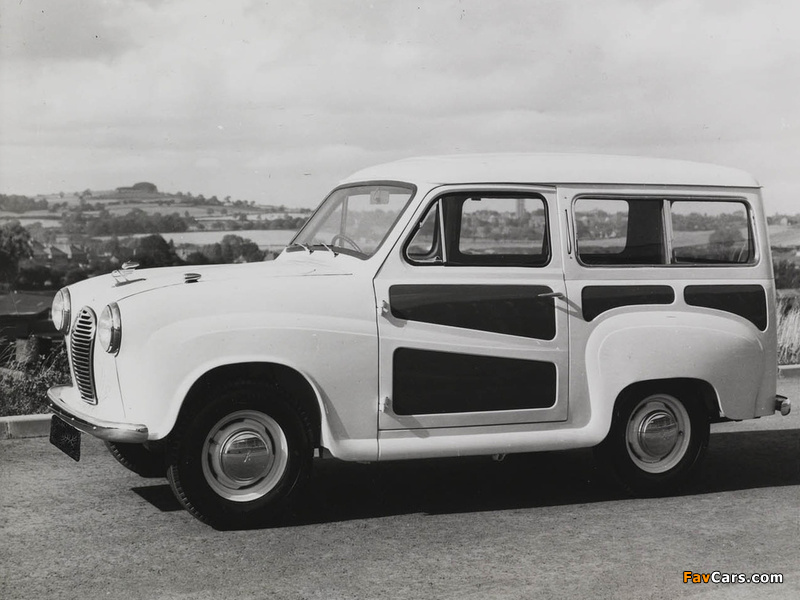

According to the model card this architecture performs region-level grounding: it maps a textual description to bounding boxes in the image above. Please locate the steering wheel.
[331,234,363,254]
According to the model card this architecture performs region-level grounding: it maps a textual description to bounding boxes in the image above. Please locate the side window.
[457,196,548,264]
[575,198,665,265]
[404,193,550,267]
[574,197,754,267]
[670,200,753,264]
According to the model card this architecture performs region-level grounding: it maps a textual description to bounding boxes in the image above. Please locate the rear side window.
[574,198,753,266]
[574,199,664,265]
[670,200,752,264]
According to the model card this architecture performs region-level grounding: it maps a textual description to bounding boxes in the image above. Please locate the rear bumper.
[48,385,149,443]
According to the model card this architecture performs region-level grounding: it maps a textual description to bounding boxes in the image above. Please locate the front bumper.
[48,385,149,443]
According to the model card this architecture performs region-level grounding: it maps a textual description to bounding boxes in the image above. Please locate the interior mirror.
[370,189,390,205]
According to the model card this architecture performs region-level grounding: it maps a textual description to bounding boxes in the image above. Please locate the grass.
[0,340,70,417]
[777,297,800,365]
[1,299,800,417]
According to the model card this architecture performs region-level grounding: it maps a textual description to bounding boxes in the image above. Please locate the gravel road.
[1,380,798,600]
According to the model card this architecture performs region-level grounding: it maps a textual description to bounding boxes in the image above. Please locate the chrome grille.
[70,307,97,404]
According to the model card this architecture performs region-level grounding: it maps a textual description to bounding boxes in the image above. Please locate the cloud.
[0,0,142,61]
[0,0,799,212]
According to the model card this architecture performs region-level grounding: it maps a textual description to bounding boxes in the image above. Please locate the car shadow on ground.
[130,428,799,529]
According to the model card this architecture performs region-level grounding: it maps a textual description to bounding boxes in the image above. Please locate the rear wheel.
[105,441,165,478]
[595,389,709,496]
[166,381,313,528]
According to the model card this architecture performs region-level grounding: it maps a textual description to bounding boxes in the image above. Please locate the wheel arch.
[176,362,323,448]
[612,377,720,423]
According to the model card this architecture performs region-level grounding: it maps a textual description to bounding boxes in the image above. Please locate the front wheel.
[166,382,313,528]
[105,441,165,478]
[594,390,709,497]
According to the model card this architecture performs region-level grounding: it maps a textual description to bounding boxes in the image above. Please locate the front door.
[374,185,569,431]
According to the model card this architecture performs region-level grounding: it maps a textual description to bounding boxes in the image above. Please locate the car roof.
[340,153,760,188]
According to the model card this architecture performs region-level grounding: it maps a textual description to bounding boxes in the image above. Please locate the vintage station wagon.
[48,153,791,527]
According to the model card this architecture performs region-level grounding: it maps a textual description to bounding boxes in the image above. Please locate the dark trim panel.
[582,285,675,321]
[390,284,557,340]
[684,284,767,331]
[392,348,557,415]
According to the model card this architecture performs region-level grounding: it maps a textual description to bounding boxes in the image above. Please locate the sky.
[1,0,798,213]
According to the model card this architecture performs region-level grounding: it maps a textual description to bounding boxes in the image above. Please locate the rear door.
[374,185,569,431]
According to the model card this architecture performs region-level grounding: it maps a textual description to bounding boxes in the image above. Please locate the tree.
[0,221,32,283]
[132,182,158,193]
[64,269,88,285]
[134,235,181,268]
[218,234,263,263]
[774,259,800,290]
[15,264,53,290]
[185,251,211,265]
[709,225,744,245]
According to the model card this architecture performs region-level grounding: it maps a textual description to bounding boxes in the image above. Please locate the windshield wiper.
[285,243,313,254]
[286,242,339,256]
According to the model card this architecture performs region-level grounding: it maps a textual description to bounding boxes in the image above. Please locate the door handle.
[537,291,565,300]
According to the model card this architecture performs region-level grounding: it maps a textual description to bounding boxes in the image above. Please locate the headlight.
[51,288,71,334]
[98,302,122,355]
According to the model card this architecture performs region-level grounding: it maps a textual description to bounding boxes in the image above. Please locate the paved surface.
[1,380,798,600]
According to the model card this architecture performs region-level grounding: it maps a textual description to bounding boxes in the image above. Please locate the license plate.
[49,416,81,462]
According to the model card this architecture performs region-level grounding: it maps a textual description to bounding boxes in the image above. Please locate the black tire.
[105,441,166,478]
[166,381,313,528]
[594,388,709,497]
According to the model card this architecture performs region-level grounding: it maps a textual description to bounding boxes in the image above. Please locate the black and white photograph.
[1,1,798,598]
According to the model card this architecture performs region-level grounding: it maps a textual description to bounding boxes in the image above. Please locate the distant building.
[24,241,89,269]
[116,182,159,194]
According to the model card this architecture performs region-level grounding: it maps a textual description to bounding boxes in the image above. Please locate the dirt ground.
[1,381,798,600]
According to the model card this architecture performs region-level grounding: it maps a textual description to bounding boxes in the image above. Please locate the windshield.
[290,184,415,258]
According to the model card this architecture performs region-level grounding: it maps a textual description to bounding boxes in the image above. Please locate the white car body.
[48,154,790,523]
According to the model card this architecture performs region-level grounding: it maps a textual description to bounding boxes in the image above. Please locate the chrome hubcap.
[626,396,691,474]
[219,431,273,483]
[202,410,288,502]
[637,411,679,459]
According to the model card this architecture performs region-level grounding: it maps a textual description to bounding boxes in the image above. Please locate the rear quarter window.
[670,200,752,264]
[574,197,754,266]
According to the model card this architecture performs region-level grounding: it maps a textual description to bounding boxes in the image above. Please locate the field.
[0,188,311,232]
[93,229,296,250]
[0,211,61,228]
[767,225,800,248]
